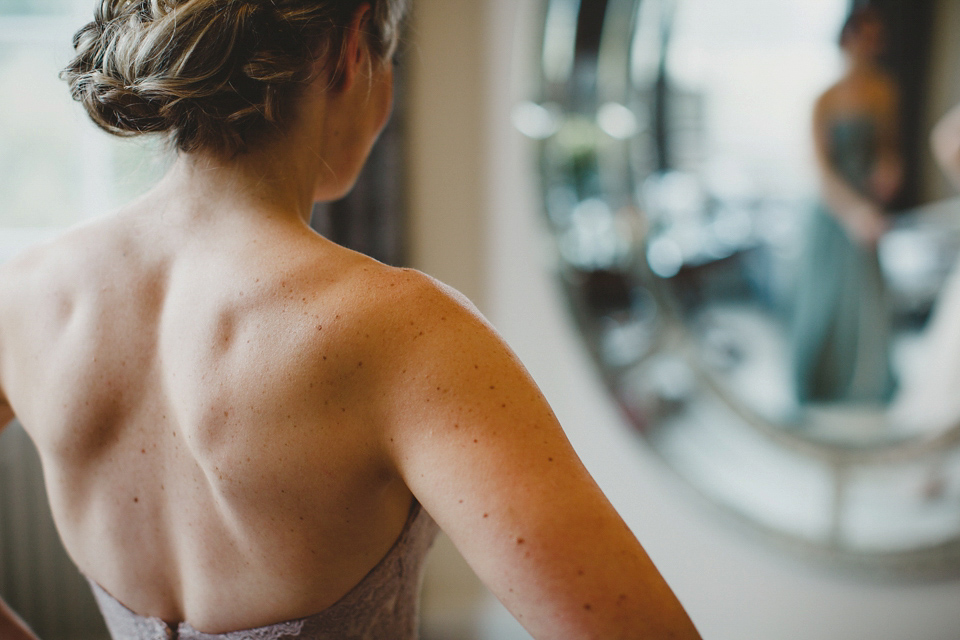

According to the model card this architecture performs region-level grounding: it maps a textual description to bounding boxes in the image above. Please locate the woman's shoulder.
[0,224,94,318]
[326,256,505,386]
[331,255,483,332]
[0,213,132,287]
[822,71,896,109]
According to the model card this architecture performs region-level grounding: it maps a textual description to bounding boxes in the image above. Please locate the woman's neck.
[151,147,316,229]
[145,90,345,231]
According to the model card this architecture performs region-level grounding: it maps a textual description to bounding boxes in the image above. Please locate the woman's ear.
[335,3,374,93]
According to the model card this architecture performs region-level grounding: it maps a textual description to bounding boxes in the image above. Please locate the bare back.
[0,193,703,640]
[0,206,415,632]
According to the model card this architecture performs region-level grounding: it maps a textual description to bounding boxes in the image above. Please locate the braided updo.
[62,0,406,156]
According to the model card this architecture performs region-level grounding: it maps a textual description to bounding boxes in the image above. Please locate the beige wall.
[406,0,489,310]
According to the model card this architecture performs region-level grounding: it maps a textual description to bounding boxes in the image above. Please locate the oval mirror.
[522,0,960,572]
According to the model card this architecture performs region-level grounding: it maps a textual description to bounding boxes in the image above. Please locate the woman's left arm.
[365,271,701,640]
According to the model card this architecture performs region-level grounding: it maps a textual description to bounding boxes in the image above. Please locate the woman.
[791,6,902,405]
[0,0,701,638]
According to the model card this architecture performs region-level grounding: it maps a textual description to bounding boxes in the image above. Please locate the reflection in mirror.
[525,0,960,569]
[648,0,960,447]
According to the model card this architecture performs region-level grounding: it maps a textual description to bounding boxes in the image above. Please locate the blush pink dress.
[87,502,438,640]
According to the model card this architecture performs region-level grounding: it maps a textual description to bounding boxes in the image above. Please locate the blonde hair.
[62,0,406,156]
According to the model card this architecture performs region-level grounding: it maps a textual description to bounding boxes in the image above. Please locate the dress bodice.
[827,116,878,196]
[88,501,439,640]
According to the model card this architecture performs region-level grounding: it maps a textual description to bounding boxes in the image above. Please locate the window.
[0,2,165,262]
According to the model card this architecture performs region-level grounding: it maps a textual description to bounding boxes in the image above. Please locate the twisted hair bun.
[62,0,406,155]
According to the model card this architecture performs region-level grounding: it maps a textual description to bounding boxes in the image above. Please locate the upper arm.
[812,92,834,171]
[371,273,699,639]
[0,396,12,430]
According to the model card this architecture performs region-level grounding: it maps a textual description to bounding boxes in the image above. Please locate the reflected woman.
[792,6,901,405]
[0,0,701,639]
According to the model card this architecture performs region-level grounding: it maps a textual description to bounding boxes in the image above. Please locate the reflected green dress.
[792,117,894,404]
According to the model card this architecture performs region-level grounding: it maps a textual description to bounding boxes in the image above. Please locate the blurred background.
[4,0,960,639]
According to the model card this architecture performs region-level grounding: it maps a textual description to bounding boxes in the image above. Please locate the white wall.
[409,0,960,638]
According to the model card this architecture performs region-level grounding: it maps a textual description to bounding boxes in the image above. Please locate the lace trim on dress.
[182,619,306,640]
[87,500,439,640]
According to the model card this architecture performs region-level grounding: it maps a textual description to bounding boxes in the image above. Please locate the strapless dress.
[791,116,894,404]
[86,501,439,640]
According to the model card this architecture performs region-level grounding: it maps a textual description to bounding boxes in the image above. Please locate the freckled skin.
[0,10,406,638]
[0,21,701,640]
[0,230,416,632]
[368,280,702,639]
